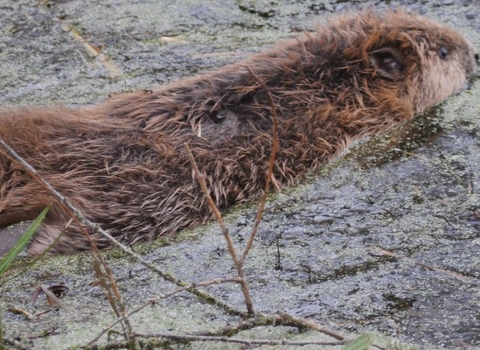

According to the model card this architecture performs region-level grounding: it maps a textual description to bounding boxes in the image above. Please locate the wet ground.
[1,0,480,349]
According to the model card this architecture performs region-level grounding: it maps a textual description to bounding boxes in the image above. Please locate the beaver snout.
[473,52,480,74]
[465,51,480,84]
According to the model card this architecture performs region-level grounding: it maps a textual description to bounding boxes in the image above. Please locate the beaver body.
[0,10,478,255]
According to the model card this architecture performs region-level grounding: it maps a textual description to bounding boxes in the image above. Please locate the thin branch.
[372,246,478,284]
[277,311,346,341]
[184,143,255,315]
[134,332,347,346]
[240,67,280,264]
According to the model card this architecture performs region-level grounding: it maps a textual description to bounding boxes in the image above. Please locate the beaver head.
[335,10,478,114]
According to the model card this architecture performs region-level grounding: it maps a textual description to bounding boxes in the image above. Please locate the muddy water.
[1,0,480,349]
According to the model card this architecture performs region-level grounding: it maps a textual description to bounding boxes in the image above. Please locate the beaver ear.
[369,47,406,80]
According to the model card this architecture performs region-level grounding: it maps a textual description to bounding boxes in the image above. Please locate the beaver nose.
[468,52,480,79]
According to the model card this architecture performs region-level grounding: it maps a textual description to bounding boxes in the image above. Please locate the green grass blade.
[342,333,375,350]
[343,333,418,350]
[0,205,50,276]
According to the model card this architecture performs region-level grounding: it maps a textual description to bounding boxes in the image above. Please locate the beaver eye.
[438,47,448,59]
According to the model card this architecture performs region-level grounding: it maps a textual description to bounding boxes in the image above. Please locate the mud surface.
[1,0,480,349]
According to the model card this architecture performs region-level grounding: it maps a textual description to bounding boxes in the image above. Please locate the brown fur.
[0,10,478,255]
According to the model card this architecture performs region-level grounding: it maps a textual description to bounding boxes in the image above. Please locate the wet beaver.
[0,10,478,255]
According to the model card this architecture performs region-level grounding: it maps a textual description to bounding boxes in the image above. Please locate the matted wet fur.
[0,10,478,255]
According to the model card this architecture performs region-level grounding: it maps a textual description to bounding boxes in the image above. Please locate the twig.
[182,67,281,316]
[372,246,477,284]
[77,340,130,350]
[240,67,280,264]
[89,277,241,344]
[134,332,347,346]
[6,308,34,321]
[277,311,346,341]
[185,143,255,315]
[193,308,347,342]
[193,313,305,338]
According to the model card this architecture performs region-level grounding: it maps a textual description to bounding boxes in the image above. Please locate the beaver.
[0,9,478,255]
